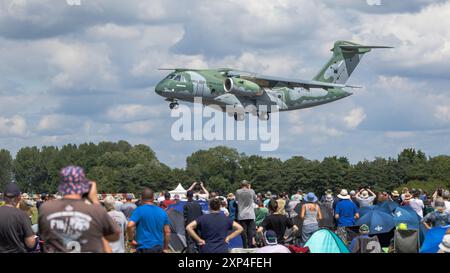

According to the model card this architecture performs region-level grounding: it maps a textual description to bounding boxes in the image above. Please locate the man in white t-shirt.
[408,191,425,218]
[355,188,376,208]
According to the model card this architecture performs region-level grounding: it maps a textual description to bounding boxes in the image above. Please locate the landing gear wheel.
[257,111,270,121]
[234,113,245,121]
[169,102,179,110]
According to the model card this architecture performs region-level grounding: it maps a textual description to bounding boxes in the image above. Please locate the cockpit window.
[174,75,181,82]
[166,74,176,80]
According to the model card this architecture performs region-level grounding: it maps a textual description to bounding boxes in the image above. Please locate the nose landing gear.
[169,102,179,110]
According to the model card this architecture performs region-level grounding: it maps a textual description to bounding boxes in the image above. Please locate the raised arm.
[367,188,376,196]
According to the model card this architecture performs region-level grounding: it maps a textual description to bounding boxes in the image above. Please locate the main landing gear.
[257,111,270,121]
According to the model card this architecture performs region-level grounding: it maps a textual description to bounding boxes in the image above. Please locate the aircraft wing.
[227,71,354,89]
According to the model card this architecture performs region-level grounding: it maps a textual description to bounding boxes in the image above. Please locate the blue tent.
[393,206,421,230]
[356,209,395,235]
[304,229,350,253]
[420,225,450,253]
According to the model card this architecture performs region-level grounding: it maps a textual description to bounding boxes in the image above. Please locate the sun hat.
[435,199,446,210]
[338,189,351,200]
[404,193,412,200]
[126,193,134,200]
[58,166,91,196]
[361,190,369,198]
[264,230,278,245]
[359,224,370,234]
[325,189,333,195]
[439,235,450,253]
[391,190,400,197]
[350,190,356,196]
[325,194,333,202]
[305,192,318,203]
[104,195,116,211]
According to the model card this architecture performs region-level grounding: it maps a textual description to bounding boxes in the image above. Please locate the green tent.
[304,229,350,253]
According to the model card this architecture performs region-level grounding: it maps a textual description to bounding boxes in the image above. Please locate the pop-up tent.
[304,229,350,253]
[169,183,187,196]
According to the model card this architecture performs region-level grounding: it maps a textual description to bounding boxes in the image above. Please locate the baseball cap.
[3,183,21,198]
[264,230,278,245]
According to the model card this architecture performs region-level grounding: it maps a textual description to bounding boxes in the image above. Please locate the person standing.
[159,192,175,209]
[355,188,376,208]
[183,190,203,253]
[127,188,171,253]
[186,198,243,253]
[300,192,322,243]
[120,193,137,219]
[0,183,37,253]
[257,200,299,244]
[334,189,359,243]
[104,196,128,253]
[235,180,257,248]
[38,166,120,253]
[422,199,450,229]
[409,191,425,218]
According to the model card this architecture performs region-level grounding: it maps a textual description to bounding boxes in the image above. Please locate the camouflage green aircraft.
[155,41,391,120]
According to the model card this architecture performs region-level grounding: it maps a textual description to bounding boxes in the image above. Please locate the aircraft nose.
[155,81,164,95]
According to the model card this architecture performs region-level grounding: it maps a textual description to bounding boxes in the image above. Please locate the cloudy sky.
[1,0,450,167]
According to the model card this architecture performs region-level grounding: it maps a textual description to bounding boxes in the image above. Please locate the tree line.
[0,141,449,195]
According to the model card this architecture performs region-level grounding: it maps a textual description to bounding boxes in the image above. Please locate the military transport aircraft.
[155,41,391,121]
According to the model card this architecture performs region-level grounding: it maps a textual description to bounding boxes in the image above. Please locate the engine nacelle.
[224,78,264,97]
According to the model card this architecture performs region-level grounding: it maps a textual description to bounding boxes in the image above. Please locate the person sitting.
[349,224,381,253]
[255,230,291,253]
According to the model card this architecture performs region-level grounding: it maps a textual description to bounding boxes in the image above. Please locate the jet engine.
[224,78,264,97]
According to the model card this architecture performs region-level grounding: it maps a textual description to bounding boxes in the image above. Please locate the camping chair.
[351,236,382,253]
[394,229,420,253]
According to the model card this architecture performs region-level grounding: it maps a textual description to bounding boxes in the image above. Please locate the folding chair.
[394,229,420,253]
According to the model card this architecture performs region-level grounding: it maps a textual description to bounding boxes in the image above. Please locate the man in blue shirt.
[127,188,171,253]
[335,189,359,227]
[186,198,243,253]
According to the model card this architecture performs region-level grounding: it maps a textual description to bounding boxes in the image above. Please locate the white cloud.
[435,105,450,122]
[86,23,140,39]
[122,120,154,135]
[344,107,367,129]
[106,104,163,122]
[0,115,27,137]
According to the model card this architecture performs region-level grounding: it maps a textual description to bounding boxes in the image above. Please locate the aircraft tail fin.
[313,41,392,84]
